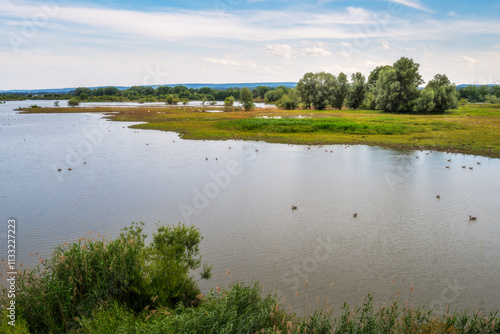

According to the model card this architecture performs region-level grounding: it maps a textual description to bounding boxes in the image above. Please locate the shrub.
[68,98,79,107]
[1,222,211,333]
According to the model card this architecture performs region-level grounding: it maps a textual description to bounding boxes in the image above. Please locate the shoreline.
[18,104,500,159]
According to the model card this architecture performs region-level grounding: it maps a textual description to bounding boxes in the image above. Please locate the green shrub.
[1,222,211,333]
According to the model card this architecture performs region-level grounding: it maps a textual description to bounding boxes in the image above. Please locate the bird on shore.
[469,215,477,221]
[291,205,297,210]
[462,166,466,169]
[446,166,450,169]
[469,167,473,170]
[447,159,451,162]
[477,162,481,165]
[353,213,358,218]
[436,195,440,199]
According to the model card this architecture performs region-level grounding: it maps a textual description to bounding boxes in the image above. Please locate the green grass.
[19,103,500,158]
[219,118,420,135]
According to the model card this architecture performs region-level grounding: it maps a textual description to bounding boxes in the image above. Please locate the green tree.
[74,87,91,97]
[392,57,424,111]
[297,72,316,109]
[426,74,458,112]
[313,72,335,110]
[373,57,424,112]
[224,96,235,107]
[264,88,285,104]
[277,89,300,110]
[346,72,367,109]
[332,72,350,110]
[240,87,255,110]
[413,88,435,113]
[253,85,270,99]
[68,98,79,107]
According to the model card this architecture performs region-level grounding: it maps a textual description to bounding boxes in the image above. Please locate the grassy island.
[20,103,500,159]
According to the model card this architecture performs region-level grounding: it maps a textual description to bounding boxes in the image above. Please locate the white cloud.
[338,51,350,57]
[202,57,281,75]
[447,11,459,17]
[386,0,433,12]
[340,42,352,46]
[460,56,480,64]
[302,47,332,57]
[398,47,417,51]
[318,64,361,74]
[379,39,390,50]
[261,44,297,58]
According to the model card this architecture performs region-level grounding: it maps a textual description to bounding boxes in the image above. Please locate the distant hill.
[0,82,297,94]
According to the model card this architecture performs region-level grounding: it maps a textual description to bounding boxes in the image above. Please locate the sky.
[0,0,499,90]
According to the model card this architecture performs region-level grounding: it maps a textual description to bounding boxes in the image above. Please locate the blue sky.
[1,0,499,89]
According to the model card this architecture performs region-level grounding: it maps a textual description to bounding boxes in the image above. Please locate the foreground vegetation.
[1,223,499,333]
[20,103,500,158]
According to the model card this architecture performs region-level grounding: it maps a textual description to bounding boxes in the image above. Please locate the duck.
[446,166,450,169]
[469,215,477,221]
[353,213,358,218]
[462,166,466,169]
[469,167,473,170]
[436,195,440,199]
[291,205,297,210]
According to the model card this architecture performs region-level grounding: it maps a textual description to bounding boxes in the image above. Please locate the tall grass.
[219,118,419,135]
[0,222,209,333]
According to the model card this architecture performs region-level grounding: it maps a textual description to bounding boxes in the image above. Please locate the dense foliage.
[1,223,211,333]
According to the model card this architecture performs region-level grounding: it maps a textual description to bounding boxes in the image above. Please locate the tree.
[277,89,300,110]
[392,57,424,111]
[426,74,458,112]
[74,87,92,97]
[239,87,254,110]
[374,66,399,111]
[331,72,350,110]
[413,88,435,113]
[346,72,367,109]
[373,57,424,112]
[224,96,235,107]
[68,98,79,107]
[309,72,335,110]
[297,72,316,109]
[253,85,270,99]
[264,88,285,104]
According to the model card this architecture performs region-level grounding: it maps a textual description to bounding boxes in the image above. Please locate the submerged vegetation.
[2,224,499,333]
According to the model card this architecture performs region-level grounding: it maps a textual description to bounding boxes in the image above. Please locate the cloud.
[386,0,433,12]
[202,57,281,75]
[460,56,480,64]
[447,11,459,17]
[398,47,416,51]
[379,39,390,50]
[261,44,297,58]
[302,47,332,57]
[340,42,352,46]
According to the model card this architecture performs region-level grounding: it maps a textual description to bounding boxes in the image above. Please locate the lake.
[1,100,499,316]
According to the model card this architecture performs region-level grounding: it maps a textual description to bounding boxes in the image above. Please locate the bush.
[68,98,79,107]
[224,96,235,107]
[1,222,211,333]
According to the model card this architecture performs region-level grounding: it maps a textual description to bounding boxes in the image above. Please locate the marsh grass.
[20,103,500,158]
[218,118,419,135]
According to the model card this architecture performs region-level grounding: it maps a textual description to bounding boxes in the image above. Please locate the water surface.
[1,100,499,315]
